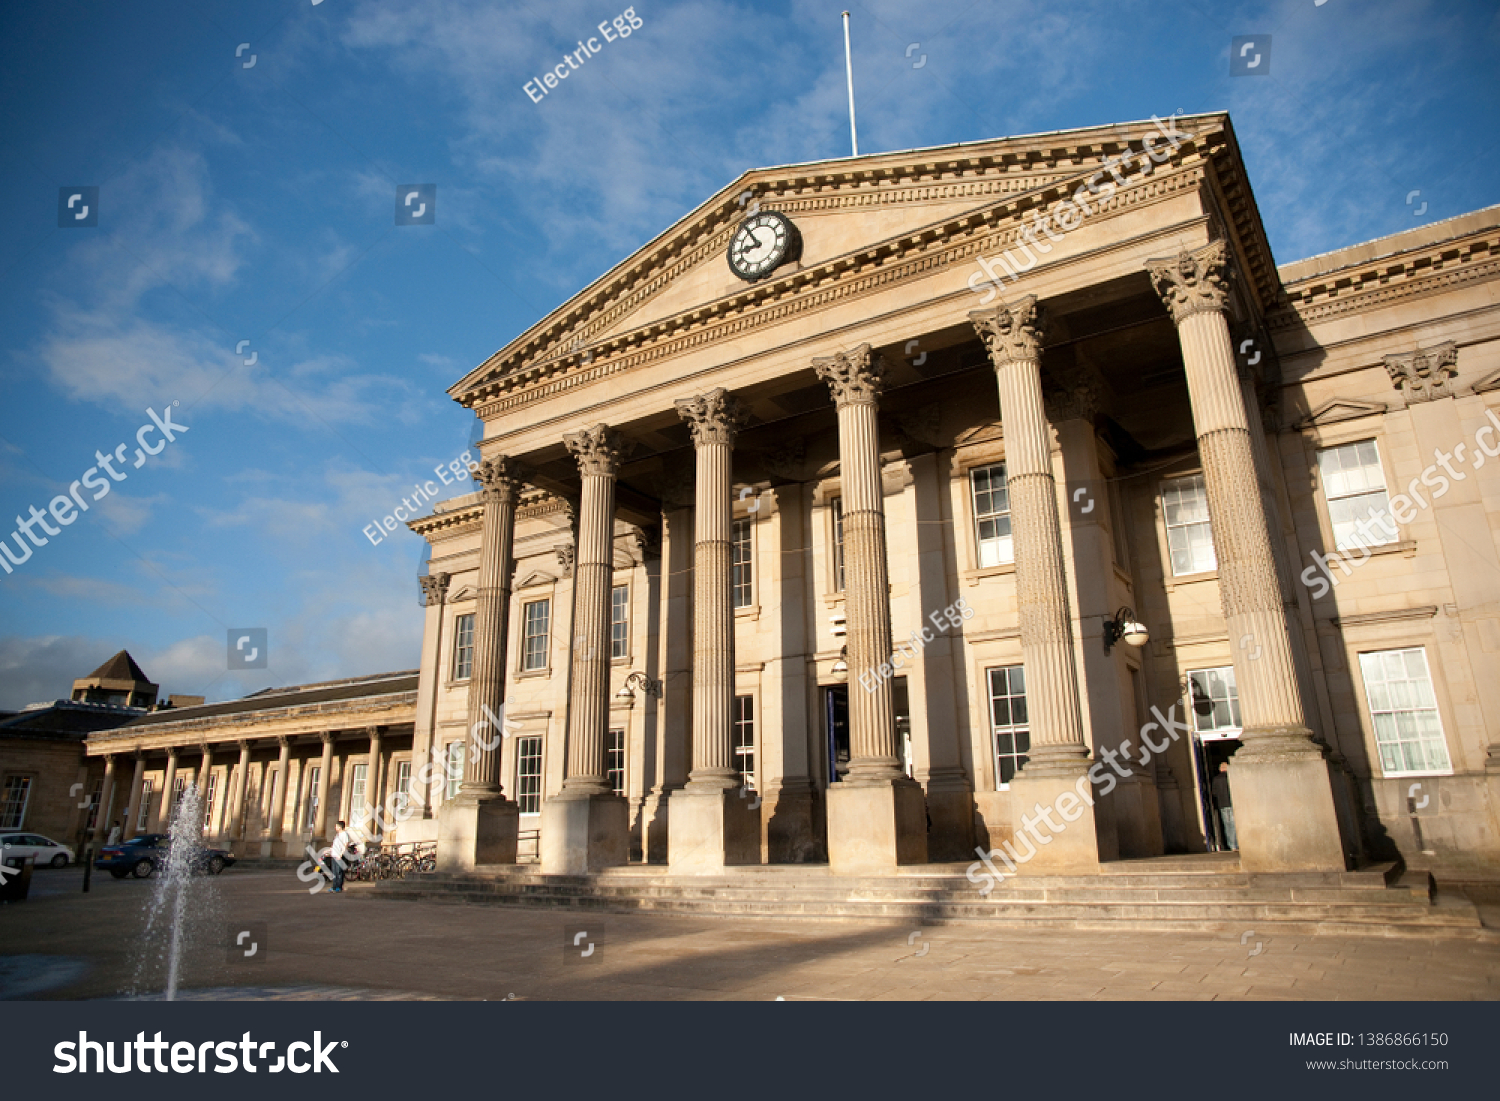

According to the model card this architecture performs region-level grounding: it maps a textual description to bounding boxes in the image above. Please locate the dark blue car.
[94,834,235,879]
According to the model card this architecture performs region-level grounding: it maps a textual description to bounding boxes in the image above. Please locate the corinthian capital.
[675,388,748,448]
[1383,341,1458,404]
[813,344,885,407]
[970,295,1044,366]
[418,571,451,607]
[1145,239,1232,323]
[472,456,527,506]
[563,423,625,477]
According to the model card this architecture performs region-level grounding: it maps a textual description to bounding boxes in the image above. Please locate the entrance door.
[824,680,912,783]
[824,685,849,783]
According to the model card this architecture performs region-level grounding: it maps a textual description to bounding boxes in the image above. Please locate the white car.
[0,832,75,868]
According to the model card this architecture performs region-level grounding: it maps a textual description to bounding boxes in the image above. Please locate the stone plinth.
[668,789,761,873]
[826,780,928,875]
[438,795,520,871]
[540,792,629,874]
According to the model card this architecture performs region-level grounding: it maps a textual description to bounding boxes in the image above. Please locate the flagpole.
[842,11,858,157]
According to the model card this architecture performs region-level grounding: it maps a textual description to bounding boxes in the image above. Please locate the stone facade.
[79,113,1500,880]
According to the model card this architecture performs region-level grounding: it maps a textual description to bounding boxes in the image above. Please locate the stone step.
[403,878,1440,908]
[364,875,1485,938]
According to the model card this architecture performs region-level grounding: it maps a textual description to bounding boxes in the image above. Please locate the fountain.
[130,783,221,999]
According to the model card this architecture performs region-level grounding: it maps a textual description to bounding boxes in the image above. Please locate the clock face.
[728,211,799,282]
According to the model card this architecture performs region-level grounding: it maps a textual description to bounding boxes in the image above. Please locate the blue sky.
[1,0,1497,708]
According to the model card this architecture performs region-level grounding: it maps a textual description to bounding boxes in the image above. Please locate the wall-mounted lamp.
[1102,607,1149,655]
[831,646,848,675]
[615,671,663,700]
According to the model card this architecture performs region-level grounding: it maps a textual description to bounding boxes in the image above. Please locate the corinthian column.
[679,389,745,790]
[970,298,1099,872]
[668,390,761,872]
[541,424,630,873]
[814,345,927,873]
[1147,240,1346,872]
[438,455,525,870]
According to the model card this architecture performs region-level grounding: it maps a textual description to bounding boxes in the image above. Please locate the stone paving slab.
[0,869,1495,1002]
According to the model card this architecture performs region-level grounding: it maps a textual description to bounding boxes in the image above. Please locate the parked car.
[94,834,236,879]
[0,832,75,868]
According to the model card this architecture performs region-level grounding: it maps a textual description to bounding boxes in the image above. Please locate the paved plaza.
[1,867,1497,1001]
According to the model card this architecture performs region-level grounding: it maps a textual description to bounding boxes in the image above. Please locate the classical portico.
[398,112,1500,886]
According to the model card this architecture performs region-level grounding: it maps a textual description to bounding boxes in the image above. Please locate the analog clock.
[727,211,801,282]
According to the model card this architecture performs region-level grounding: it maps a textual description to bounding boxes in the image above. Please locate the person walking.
[327,820,359,893]
[106,819,122,846]
[1211,762,1237,851]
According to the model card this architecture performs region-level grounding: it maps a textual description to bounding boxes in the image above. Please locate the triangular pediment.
[1294,397,1388,429]
[448,584,477,603]
[514,571,555,591]
[452,113,1265,412]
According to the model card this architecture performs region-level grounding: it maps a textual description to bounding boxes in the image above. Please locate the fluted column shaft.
[312,734,334,839]
[230,740,252,841]
[94,755,116,840]
[1149,243,1311,746]
[677,389,745,790]
[153,749,178,832]
[815,346,902,782]
[268,737,291,841]
[123,753,146,840]
[971,299,1089,772]
[461,458,526,797]
[365,728,384,832]
[563,424,624,794]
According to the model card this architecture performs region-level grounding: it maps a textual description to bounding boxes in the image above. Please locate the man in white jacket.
[327,820,358,893]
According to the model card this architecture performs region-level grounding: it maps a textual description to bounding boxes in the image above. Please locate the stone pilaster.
[669,389,760,872]
[541,424,630,873]
[439,456,525,870]
[814,345,927,873]
[1147,240,1346,872]
[970,297,1099,872]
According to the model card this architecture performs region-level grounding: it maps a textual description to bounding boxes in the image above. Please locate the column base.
[764,784,823,864]
[640,789,675,864]
[539,792,629,874]
[258,839,289,859]
[437,795,520,872]
[826,780,928,875]
[1230,729,1348,872]
[922,772,976,862]
[1005,768,1100,874]
[668,789,761,874]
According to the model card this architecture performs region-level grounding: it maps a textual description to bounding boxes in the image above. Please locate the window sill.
[1333,538,1416,560]
[734,604,760,620]
[515,668,551,681]
[963,562,1016,586]
[1163,568,1218,592]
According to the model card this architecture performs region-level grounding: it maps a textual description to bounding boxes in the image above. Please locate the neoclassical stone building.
[83,113,1500,880]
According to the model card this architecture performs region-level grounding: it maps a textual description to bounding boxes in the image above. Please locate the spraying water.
[131,783,219,999]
